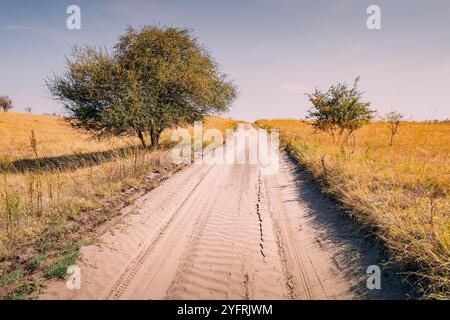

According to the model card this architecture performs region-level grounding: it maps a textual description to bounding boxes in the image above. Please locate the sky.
[0,0,449,121]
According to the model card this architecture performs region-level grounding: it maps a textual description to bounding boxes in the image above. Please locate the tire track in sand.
[105,164,217,299]
[165,163,250,299]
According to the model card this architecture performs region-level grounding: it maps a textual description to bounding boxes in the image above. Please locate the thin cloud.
[4,24,41,32]
[281,82,309,93]
[2,23,69,43]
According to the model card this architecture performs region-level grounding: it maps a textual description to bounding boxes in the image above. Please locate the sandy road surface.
[42,125,406,300]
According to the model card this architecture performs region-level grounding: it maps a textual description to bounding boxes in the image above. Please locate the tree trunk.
[150,129,161,148]
[137,131,147,148]
[149,121,161,148]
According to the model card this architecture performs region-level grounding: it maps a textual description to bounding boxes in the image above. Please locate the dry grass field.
[0,112,135,161]
[0,112,236,162]
[256,119,449,299]
[0,112,237,298]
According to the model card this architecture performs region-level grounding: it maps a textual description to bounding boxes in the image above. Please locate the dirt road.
[42,125,406,300]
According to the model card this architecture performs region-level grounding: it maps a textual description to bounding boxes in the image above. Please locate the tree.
[47,26,237,148]
[384,111,403,146]
[25,107,32,113]
[0,95,12,112]
[306,77,375,143]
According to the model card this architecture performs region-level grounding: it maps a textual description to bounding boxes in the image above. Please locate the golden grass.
[0,112,138,161]
[256,119,450,299]
[0,112,238,161]
[0,113,237,258]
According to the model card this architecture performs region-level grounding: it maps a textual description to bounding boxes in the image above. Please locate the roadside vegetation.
[257,80,449,299]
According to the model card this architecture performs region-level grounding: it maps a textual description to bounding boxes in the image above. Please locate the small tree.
[25,107,32,113]
[384,111,403,146]
[306,77,375,144]
[0,96,13,112]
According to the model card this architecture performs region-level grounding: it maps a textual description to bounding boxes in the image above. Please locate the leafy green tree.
[47,26,237,148]
[306,77,375,143]
[0,95,13,112]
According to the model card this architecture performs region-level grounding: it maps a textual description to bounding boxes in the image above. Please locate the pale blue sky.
[1,0,449,121]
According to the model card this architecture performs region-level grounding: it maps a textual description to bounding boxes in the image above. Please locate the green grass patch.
[2,280,45,300]
[0,270,22,287]
[26,255,45,272]
[43,238,94,280]
[44,251,79,280]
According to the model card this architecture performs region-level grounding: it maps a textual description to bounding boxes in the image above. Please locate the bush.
[306,77,375,144]
[0,96,12,112]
